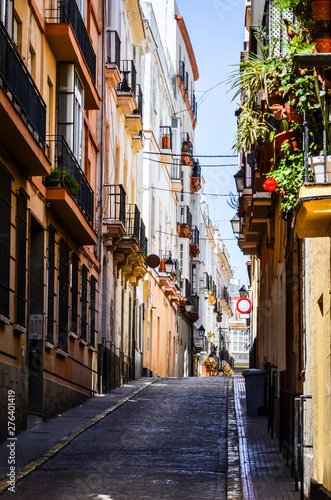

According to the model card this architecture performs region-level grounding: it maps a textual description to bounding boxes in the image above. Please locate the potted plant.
[311,0,331,22]
[46,168,80,199]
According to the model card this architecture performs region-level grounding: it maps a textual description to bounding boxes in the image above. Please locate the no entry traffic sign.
[236,298,251,314]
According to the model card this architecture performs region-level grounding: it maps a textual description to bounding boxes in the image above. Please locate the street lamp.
[230,214,240,236]
[239,285,249,298]
[234,168,245,193]
[164,258,175,274]
[185,299,193,313]
[198,325,205,338]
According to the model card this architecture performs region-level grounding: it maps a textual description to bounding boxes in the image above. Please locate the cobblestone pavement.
[0,376,301,500]
[0,377,231,500]
[233,375,300,500]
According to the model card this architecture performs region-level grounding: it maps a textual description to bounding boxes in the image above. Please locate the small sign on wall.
[29,314,43,340]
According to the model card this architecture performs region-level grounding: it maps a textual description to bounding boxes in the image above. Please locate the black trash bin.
[242,369,266,416]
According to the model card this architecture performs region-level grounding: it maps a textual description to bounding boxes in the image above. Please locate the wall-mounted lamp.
[164,258,175,274]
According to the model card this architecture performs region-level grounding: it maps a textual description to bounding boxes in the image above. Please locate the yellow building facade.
[0,0,100,440]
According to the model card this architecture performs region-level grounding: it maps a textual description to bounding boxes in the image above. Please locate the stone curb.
[227,377,243,500]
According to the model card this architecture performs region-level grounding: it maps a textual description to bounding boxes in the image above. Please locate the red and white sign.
[236,298,251,314]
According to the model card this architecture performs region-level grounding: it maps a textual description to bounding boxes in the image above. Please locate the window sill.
[0,314,10,326]
[69,331,78,340]
[13,323,26,335]
[45,341,54,350]
[88,345,96,352]
[56,348,68,358]
[79,338,88,347]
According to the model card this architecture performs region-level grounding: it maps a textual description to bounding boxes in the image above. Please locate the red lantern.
[263,177,278,192]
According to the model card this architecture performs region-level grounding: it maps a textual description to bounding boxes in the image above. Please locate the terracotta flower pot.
[284,101,302,124]
[311,0,331,21]
[312,33,331,53]
[274,130,299,157]
[162,136,170,149]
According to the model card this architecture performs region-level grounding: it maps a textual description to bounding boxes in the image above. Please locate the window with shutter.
[0,163,12,318]
[46,226,56,343]
[57,239,69,352]
[16,189,28,327]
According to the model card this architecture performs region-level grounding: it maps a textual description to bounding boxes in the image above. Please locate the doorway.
[27,215,44,416]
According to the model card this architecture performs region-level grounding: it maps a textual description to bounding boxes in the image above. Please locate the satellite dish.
[146,254,160,269]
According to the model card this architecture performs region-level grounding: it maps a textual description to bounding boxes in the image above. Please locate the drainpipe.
[96,0,106,394]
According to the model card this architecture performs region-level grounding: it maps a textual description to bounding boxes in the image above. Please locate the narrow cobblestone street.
[0,377,300,500]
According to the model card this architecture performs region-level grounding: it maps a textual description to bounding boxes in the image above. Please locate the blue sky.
[175,0,248,284]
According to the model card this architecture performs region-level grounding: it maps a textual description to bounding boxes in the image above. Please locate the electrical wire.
[143,151,237,158]
[143,157,237,167]
[143,186,234,197]
[156,229,235,241]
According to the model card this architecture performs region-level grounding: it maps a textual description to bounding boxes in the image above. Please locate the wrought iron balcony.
[191,226,200,246]
[192,160,201,180]
[219,286,230,306]
[159,250,172,262]
[179,60,185,83]
[190,293,199,312]
[181,278,191,299]
[0,21,46,148]
[46,0,96,82]
[44,136,94,224]
[160,126,172,150]
[170,159,181,181]
[179,205,192,228]
[134,83,143,118]
[125,203,140,241]
[139,219,148,255]
[104,184,126,225]
[106,29,121,67]
[191,92,198,118]
[118,60,137,93]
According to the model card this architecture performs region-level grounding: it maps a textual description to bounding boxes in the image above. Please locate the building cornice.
[175,15,199,81]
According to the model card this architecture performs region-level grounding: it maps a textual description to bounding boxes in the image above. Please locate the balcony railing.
[125,203,140,241]
[0,21,46,148]
[160,126,172,150]
[159,250,172,261]
[179,205,192,228]
[118,59,136,93]
[106,29,121,67]
[46,0,96,82]
[179,60,185,83]
[44,136,94,224]
[190,293,199,312]
[134,83,143,118]
[139,219,147,254]
[192,160,201,180]
[181,278,192,299]
[191,92,197,118]
[191,226,200,246]
[170,159,181,180]
[219,286,230,306]
[104,184,126,224]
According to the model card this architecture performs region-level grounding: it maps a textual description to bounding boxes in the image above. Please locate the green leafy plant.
[234,105,271,153]
[266,139,318,212]
[46,168,80,199]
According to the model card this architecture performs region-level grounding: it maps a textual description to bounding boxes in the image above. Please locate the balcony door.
[58,63,84,166]
[0,0,13,37]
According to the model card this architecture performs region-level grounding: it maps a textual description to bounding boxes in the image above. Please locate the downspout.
[96,0,106,393]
